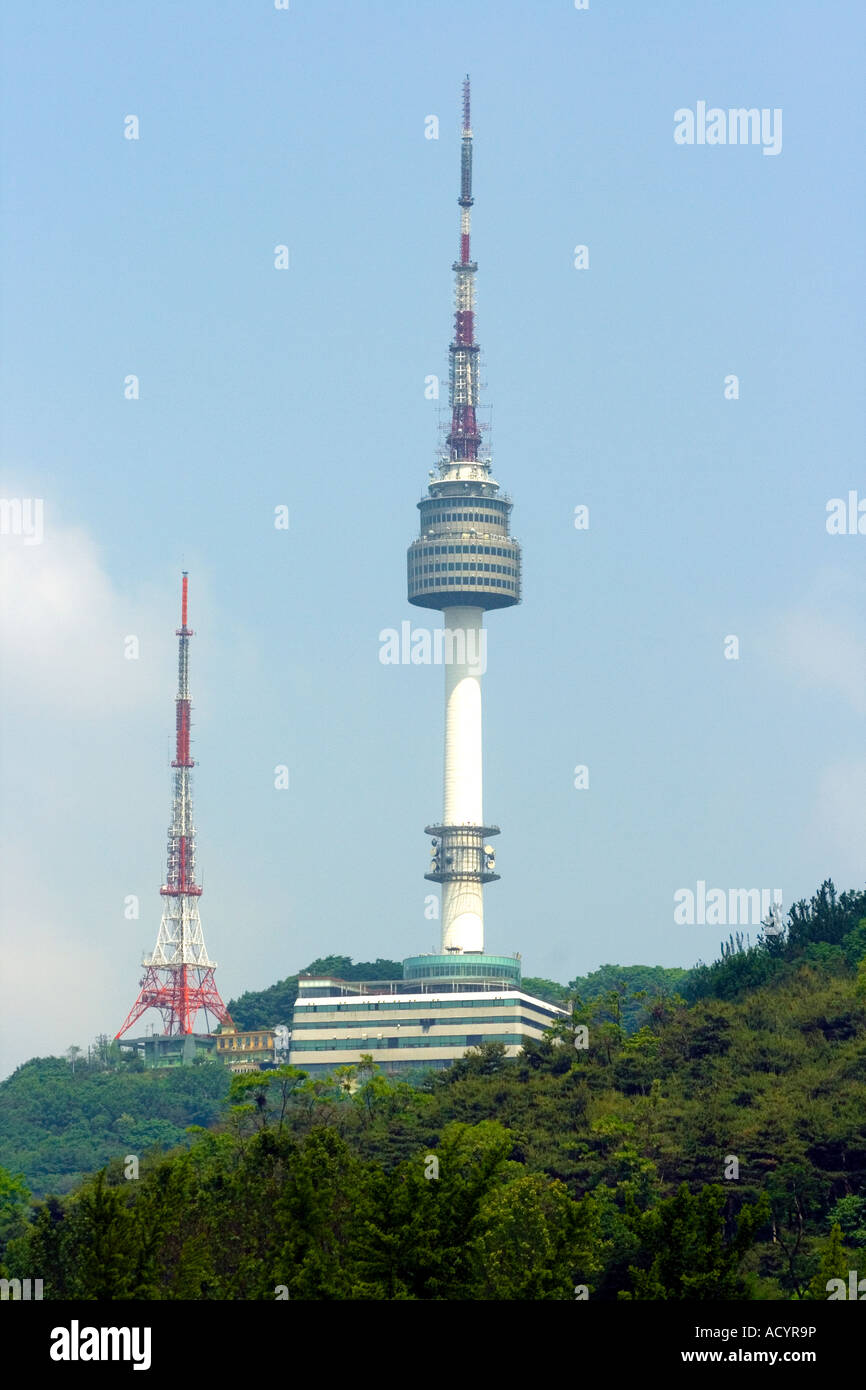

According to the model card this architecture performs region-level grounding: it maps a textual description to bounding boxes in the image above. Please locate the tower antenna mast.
[116,573,230,1038]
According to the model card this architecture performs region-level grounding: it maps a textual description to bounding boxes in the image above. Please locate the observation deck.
[407,477,522,611]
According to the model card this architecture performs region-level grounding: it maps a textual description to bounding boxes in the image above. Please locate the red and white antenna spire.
[447,74,482,465]
[116,573,230,1039]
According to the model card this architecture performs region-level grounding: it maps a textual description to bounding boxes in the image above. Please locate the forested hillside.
[533,964,690,1027]
[2,880,865,1299]
[0,1056,230,1197]
[0,957,684,1196]
[226,955,404,1028]
[227,954,688,1025]
[0,956,403,1196]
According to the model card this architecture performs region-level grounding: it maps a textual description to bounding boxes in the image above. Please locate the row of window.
[408,964,520,979]
[422,511,507,524]
[411,563,515,578]
[292,1014,550,1033]
[410,576,517,589]
[216,1035,272,1050]
[294,996,560,1019]
[414,544,513,556]
[291,1033,526,1052]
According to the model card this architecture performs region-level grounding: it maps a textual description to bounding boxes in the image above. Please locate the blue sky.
[1,1,864,1077]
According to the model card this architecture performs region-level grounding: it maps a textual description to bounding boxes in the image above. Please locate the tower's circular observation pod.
[407,480,522,612]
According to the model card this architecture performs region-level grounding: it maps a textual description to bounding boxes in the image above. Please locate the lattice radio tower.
[116,573,230,1038]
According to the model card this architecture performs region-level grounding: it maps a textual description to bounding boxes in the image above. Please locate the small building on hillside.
[117,1031,216,1069]
[215,1022,279,1072]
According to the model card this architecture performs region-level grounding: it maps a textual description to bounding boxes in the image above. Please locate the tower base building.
[288,955,561,1076]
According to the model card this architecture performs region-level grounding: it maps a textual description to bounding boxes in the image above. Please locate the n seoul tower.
[408,77,521,956]
[289,82,556,1071]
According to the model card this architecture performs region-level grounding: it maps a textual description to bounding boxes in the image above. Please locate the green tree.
[64,1170,142,1299]
[567,965,689,1033]
[766,1164,829,1299]
[5,1197,69,1297]
[621,1183,770,1300]
[804,1223,851,1300]
[827,1196,866,1248]
[0,1166,30,1271]
[435,1040,509,1083]
[521,976,570,1007]
[471,1172,599,1299]
[841,918,866,968]
[358,1121,514,1299]
[270,1128,377,1300]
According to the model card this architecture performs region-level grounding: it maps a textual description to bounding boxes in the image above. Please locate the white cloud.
[0,525,166,716]
[772,606,866,715]
[0,524,177,1077]
[0,837,122,1079]
[809,759,866,873]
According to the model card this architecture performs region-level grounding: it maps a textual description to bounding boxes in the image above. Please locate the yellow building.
[215,1023,276,1072]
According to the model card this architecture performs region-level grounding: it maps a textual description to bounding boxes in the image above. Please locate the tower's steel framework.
[408,78,521,955]
[116,574,230,1038]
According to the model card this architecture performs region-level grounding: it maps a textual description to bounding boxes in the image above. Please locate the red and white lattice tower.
[116,573,230,1038]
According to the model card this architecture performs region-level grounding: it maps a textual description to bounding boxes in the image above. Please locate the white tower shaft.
[442,606,485,951]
